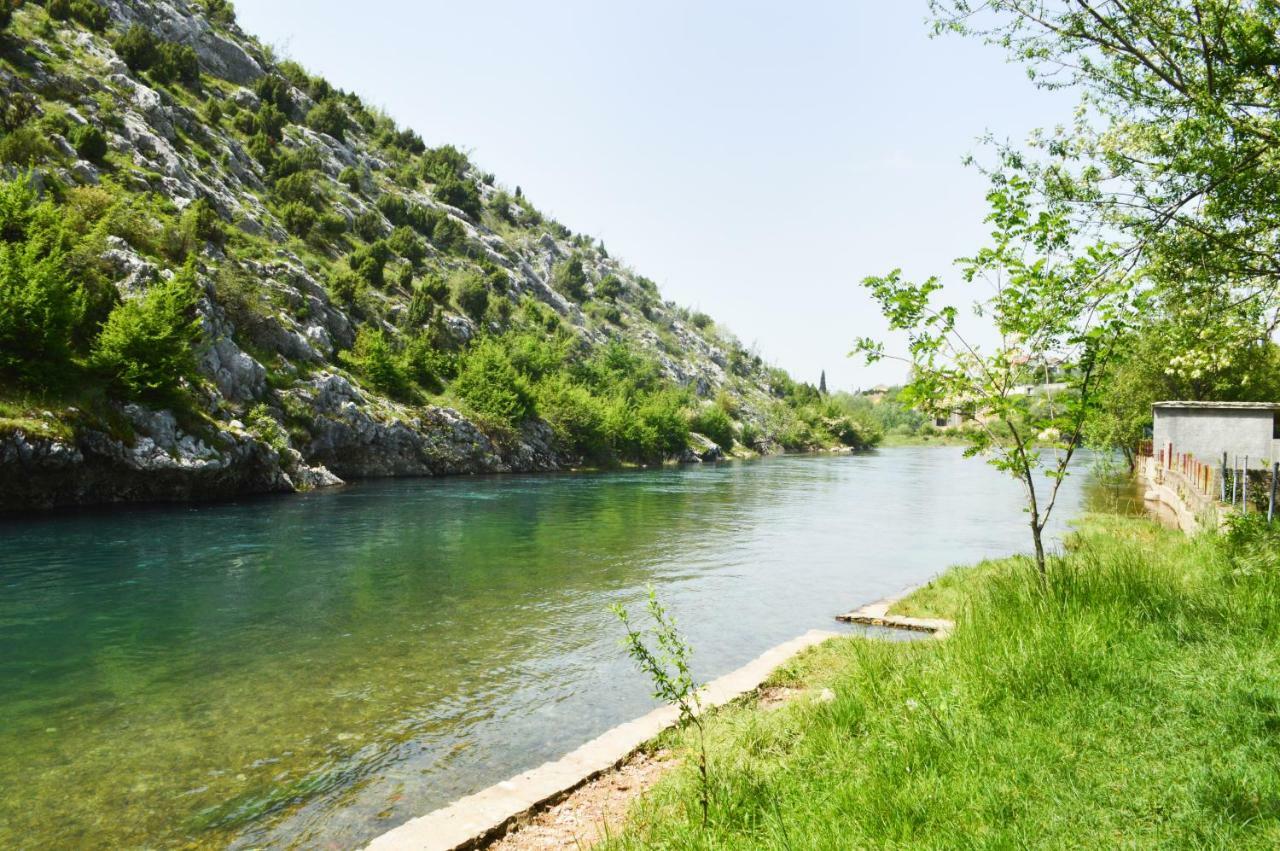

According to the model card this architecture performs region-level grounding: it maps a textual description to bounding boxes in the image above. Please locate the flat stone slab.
[836,587,954,637]
[365,629,839,851]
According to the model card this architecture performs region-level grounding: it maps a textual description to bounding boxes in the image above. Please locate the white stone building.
[1151,401,1280,465]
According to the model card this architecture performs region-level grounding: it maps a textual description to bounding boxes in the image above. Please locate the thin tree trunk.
[1023,468,1047,577]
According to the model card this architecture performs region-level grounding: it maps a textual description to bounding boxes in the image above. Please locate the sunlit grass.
[607,515,1280,848]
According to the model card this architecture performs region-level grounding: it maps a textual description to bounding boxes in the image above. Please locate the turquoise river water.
[0,447,1122,849]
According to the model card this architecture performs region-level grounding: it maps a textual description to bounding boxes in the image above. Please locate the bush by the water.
[92,264,202,400]
[452,338,535,428]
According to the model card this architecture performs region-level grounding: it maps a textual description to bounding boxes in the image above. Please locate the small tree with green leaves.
[92,263,202,400]
[610,588,710,828]
[0,184,86,389]
[855,175,1127,576]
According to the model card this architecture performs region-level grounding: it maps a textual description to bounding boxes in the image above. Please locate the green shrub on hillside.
[552,254,588,302]
[269,146,322,182]
[487,190,515,224]
[595,274,623,301]
[254,75,294,114]
[48,0,109,31]
[151,43,200,87]
[606,390,690,463]
[430,214,465,252]
[452,270,489,322]
[255,103,287,142]
[246,132,275,168]
[586,301,622,325]
[338,166,362,193]
[340,327,411,401]
[0,92,36,133]
[388,226,426,267]
[352,210,385,242]
[92,264,202,399]
[278,201,316,238]
[306,99,348,141]
[0,127,56,165]
[421,144,469,183]
[201,0,236,25]
[245,403,288,452]
[164,198,225,258]
[182,199,225,245]
[452,338,535,428]
[113,25,159,73]
[327,266,364,308]
[0,0,13,31]
[270,165,315,202]
[315,211,347,240]
[0,191,84,388]
[433,176,482,219]
[349,241,391,288]
[689,404,735,450]
[71,124,108,163]
[536,374,609,461]
[401,332,451,392]
[576,338,663,394]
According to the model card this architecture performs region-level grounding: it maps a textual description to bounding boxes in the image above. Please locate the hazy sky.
[234,0,1072,390]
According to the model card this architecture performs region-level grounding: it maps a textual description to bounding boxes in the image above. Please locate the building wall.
[1152,407,1278,464]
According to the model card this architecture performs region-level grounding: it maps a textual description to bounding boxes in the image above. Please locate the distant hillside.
[0,0,877,509]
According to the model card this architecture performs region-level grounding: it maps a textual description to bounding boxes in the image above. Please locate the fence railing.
[1145,440,1280,522]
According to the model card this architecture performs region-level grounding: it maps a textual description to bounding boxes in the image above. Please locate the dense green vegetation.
[0,175,199,400]
[609,514,1280,847]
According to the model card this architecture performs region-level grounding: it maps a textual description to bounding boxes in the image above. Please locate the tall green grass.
[606,515,1280,848]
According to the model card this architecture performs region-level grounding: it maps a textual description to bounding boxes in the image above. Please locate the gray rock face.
[104,0,264,85]
[0,406,292,511]
[199,329,267,402]
[287,373,564,479]
[681,433,725,464]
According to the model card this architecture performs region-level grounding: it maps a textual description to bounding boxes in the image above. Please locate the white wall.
[1152,408,1277,465]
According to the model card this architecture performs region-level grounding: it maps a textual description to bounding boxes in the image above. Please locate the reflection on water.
[0,447,1103,848]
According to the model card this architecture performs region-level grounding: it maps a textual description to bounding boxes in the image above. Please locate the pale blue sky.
[234,0,1070,390]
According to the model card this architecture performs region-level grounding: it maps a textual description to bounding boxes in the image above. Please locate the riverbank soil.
[489,750,676,850]
[600,513,1280,847]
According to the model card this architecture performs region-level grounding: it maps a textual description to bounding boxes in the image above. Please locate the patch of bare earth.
[490,687,817,850]
[490,749,676,850]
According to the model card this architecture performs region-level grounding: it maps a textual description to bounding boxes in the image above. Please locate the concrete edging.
[364,628,839,851]
[836,585,954,636]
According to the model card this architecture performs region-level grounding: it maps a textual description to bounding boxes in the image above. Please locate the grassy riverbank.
[605,514,1280,847]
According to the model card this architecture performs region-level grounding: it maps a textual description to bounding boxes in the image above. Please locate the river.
[0,447,1123,848]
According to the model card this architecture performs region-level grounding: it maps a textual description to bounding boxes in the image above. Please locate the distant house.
[1152,401,1280,464]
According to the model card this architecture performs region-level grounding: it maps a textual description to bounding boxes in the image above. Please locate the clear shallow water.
[0,447,1106,849]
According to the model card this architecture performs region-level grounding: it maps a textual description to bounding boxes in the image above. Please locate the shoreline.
[0,445,882,520]
[363,629,839,851]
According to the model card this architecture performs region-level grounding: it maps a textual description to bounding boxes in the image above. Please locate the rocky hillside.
[0,0,876,510]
